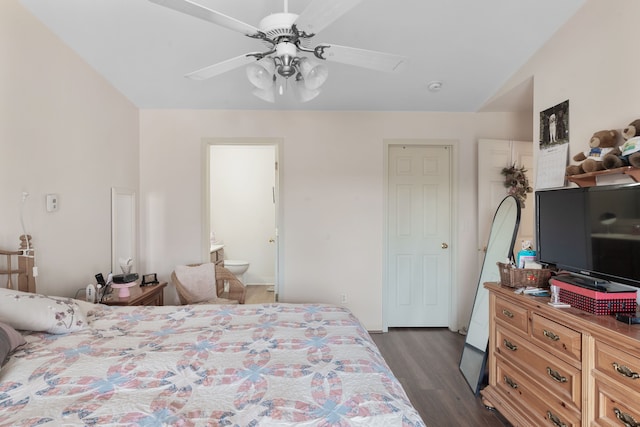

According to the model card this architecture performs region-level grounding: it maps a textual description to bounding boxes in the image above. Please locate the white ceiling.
[19,0,585,112]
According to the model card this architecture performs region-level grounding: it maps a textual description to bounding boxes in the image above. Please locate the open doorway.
[203,139,282,301]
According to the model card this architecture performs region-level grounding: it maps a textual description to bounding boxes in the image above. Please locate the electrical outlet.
[340,293,347,304]
[46,194,59,212]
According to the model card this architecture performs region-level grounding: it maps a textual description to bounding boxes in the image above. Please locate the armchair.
[171,263,246,305]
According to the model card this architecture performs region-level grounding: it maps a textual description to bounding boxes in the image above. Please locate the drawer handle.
[546,367,567,383]
[503,339,518,351]
[503,375,518,389]
[613,362,640,380]
[543,329,560,341]
[547,411,567,427]
[614,407,639,427]
[501,309,514,318]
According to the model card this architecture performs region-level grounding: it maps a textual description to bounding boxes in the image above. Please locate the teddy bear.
[566,129,620,176]
[602,119,640,169]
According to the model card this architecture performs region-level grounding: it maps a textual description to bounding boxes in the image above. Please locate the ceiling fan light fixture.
[252,87,276,103]
[295,78,321,103]
[277,59,297,78]
[246,57,276,89]
[299,57,328,90]
[274,42,298,78]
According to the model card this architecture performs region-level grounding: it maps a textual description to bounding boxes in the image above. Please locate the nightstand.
[103,282,167,306]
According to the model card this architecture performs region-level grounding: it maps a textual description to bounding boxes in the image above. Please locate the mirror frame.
[111,187,137,276]
[459,195,520,395]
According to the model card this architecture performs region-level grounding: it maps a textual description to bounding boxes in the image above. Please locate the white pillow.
[174,263,217,304]
[0,288,88,334]
[67,297,101,314]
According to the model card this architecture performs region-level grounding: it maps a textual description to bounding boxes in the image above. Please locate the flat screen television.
[535,182,640,289]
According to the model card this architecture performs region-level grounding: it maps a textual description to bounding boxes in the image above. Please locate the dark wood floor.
[371,328,511,427]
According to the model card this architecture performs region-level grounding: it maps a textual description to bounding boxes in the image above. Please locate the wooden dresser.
[482,282,640,427]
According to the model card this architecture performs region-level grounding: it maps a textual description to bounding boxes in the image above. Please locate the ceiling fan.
[149,0,407,102]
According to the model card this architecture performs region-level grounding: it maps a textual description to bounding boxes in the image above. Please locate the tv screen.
[536,183,640,288]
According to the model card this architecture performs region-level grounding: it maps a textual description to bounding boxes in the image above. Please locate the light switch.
[46,194,59,212]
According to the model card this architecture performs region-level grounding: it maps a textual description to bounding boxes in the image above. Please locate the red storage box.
[550,278,637,315]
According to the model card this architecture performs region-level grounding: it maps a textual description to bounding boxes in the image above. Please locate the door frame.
[382,139,459,332]
[202,137,284,297]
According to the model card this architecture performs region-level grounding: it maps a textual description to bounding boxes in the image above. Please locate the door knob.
[269,238,275,243]
[441,243,448,249]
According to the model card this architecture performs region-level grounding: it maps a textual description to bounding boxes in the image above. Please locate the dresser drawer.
[531,313,581,364]
[496,325,581,410]
[104,283,166,306]
[494,296,529,334]
[495,358,581,427]
[595,340,640,395]
[593,376,640,427]
[138,293,163,306]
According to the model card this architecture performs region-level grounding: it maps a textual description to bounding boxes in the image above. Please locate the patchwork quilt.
[0,303,425,426]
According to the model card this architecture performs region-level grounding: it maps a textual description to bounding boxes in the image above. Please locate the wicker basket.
[497,262,552,288]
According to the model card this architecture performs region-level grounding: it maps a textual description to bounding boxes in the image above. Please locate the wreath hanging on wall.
[501,164,533,208]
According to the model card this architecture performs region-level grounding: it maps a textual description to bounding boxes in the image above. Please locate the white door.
[477,139,533,268]
[388,144,452,327]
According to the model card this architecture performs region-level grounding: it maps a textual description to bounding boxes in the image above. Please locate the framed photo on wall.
[537,100,570,189]
[539,100,569,148]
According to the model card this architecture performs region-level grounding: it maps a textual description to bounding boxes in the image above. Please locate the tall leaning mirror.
[111,188,137,276]
[459,195,520,395]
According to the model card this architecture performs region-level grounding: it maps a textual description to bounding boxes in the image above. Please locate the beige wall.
[1,1,139,295]
[490,0,640,163]
[139,111,531,329]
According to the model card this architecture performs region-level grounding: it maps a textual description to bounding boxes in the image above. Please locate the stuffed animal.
[602,119,640,169]
[566,130,620,175]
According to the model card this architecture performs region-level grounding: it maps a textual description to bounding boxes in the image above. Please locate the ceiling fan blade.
[316,44,407,73]
[294,0,364,35]
[149,0,261,37]
[185,54,259,80]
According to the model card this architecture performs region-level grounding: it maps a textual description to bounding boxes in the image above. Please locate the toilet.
[223,260,250,282]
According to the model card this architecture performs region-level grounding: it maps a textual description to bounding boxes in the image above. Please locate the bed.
[0,237,425,426]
